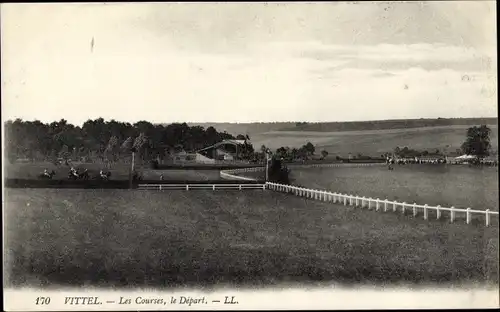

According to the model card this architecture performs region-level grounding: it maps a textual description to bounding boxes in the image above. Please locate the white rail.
[265,182,499,227]
[219,162,386,181]
[220,167,265,181]
[138,183,266,190]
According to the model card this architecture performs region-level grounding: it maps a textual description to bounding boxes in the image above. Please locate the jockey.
[44,169,50,176]
[70,167,77,176]
[100,170,107,179]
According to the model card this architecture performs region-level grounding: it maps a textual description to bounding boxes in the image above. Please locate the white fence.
[220,167,265,181]
[219,163,386,181]
[265,182,499,227]
[138,183,266,190]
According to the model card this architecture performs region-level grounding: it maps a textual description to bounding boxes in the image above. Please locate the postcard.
[2,2,498,310]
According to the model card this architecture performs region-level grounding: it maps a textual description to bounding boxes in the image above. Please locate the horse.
[68,169,80,180]
[78,169,90,180]
[39,170,56,179]
[99,171,112,180]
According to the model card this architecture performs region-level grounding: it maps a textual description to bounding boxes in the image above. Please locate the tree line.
[4,118,255,163]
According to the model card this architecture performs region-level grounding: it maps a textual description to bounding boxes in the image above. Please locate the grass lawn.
[4,188,498,289]
[290,165,499,213]
[4,162,224,181]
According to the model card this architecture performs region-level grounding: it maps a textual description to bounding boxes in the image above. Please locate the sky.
[1,2,497,125]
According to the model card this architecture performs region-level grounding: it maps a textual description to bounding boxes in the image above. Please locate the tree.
[304,142,315,155]
[267,157,291,184]
[59,145,70,163]
[133,133,148,162]
[105,136,119,162]
[461,125,492,158]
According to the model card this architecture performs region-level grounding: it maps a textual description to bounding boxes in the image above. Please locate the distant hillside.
[250,125,499,158]
[186,118,498,137]
[280,118,498,132]
[187,122,295,137]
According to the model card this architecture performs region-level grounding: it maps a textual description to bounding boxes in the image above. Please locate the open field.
[250,125,498,157]
[4,162,224,181]
[290,165,499,212]
[4,188,498,288]
[190,118,497,137]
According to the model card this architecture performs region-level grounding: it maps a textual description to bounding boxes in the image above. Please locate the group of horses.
[38,168,112,180]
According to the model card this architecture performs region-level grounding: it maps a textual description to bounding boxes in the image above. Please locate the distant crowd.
[386,156,498,167]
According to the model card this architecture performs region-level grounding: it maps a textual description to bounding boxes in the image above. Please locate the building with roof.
[196,139,248,161]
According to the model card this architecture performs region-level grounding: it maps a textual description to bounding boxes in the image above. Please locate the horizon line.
[3,115,498,127]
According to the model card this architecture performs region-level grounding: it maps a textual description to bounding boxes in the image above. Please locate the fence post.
[393,201,397,212]
[186,185,189,191]
[402,202,406,214]
[413,203,417,217]
[485,209,490,227]
[262,184,266,190]
[384,199,388,212]
[450,206,455,223]
[344,195,347,206]
[213,185,216,191]
[437,205,441,219]
[424,204,428,220]
[349,195,353,206]
[376,198,380,211]
[356,196,359,207]
[466,208,471,224]
[324,191,328,202]
[159,185,162,191]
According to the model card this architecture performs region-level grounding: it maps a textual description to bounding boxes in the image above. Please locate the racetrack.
[4,188,498,288]
[290,164,499,212]
[5,162,225,181]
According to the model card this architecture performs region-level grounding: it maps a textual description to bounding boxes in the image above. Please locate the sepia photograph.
[2,1,499,310]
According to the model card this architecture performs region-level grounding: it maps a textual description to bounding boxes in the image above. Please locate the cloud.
[256,41,495,72]
[1,3,496,124]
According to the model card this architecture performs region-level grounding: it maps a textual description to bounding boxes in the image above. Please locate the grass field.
[4,162,224,181]
[289,165,499,212]
[4,188,498,289]
[250,125,498,157]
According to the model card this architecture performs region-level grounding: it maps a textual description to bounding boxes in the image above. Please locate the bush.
[267,158,291,184]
